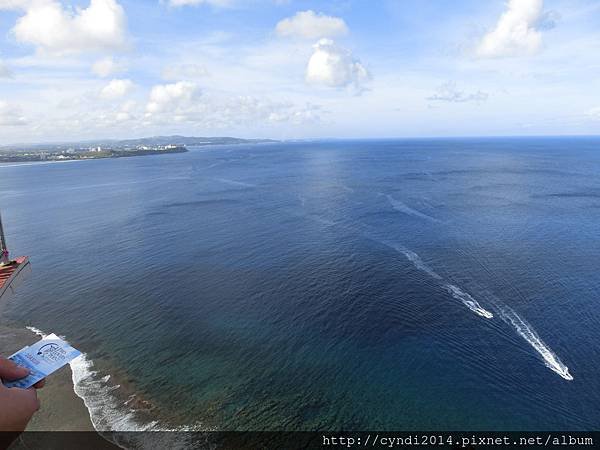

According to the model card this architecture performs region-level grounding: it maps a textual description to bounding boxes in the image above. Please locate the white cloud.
[144,80,320,128]
[214,96,321,127]
[305,39,369,90]
[146,81,200,115]
[267,103,321,125]
[100,79,134,99]
[0,1,30,9]
[0,101,27,126]
[92,56,125,77]
[477,0,545,58]
[586,107,600,120]
[162,64,209,80]
[166,0,231,7]
[427,82,488,103]
[14,88,322,140]
[275,10,348,40]
[5,0,128,55]
[114,100,137,122]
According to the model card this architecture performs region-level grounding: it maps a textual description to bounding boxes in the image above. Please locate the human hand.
[0,358,45,389]
[0,358,41,432]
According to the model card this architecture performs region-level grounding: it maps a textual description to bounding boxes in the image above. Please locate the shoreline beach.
[0,323,95,431]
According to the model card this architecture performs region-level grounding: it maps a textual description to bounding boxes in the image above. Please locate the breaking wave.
[25,327,207,448]
[26,327,151,432]
[25,326,45,337]
[70,353,156,432]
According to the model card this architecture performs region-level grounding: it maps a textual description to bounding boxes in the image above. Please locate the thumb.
[0,358,29,381]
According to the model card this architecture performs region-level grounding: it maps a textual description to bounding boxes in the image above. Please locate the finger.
[33,379,45,389]
[11,386,40,412]
[23,388,40,411]
[0,358,29,381]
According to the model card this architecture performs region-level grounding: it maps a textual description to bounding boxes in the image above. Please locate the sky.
[0,0,599,143]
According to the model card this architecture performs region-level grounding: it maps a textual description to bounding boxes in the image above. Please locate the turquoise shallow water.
[1,138,599,431]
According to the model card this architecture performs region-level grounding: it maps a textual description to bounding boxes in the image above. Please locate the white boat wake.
[496,307,573,381]
[379,239,493,320]
[444,284,494,319]
[388,243,442,280]
[386,194,439,222]
[376,238,572,380]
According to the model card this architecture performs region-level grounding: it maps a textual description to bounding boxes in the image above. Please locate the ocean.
[0,138,599,432]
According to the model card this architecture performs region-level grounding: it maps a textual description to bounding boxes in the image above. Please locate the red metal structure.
[0,212,31,302]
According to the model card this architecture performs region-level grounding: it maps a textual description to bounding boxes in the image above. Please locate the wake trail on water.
[450,247,574,381]
[444,284,494,319]
[378,238,572,379]
[371,190,573,380]
[362,223,571,380]
[386,242,442,280]
[383,240,573,379]
[493,307,573,381]
[251,191,571,382]
[375,240,494,320]
[385,194,440,222]
[296,204,494,321]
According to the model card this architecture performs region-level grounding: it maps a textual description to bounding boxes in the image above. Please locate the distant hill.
[116,136,278,147]
[0,136,279,153]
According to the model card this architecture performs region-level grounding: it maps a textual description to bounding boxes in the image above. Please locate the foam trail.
[386,195,439,222]
[496,307,573,381]
[444,284,494,319]
[372,238,495,321]
[384,245,571,379]
[364,230,570,378]
[386,242,442,280]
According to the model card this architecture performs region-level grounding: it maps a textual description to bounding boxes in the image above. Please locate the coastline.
[0,323,95,431]
[0,147,188,164]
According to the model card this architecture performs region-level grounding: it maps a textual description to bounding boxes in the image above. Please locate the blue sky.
[0,0,599,143]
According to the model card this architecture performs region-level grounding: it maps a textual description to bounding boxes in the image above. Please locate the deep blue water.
[1,138,599,431]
